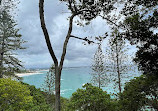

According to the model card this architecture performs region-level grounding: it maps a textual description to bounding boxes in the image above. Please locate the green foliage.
[0,78,53,111]
[122,1,158,76]
[21,82,52,111]
[61,97,69,111]
[62,0,116,25]
[67,83,117,111]
[0,78,33,111]
[122,0,158,16]
[120,3,158,110]
[119,75,158,111]
[22,82,68,111]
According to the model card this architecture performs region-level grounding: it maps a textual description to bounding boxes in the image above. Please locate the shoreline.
[15,71,43,77]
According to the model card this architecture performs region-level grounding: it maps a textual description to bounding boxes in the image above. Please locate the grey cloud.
[16,0,129,68]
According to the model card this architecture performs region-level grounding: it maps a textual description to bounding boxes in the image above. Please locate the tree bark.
[55,65,60,111]
[39,0,58,64]
[59,14,76,72]
[115,38,121,93]
[57,14,75,111]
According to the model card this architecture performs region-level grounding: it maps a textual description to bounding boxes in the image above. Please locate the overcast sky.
[16,0,137,69]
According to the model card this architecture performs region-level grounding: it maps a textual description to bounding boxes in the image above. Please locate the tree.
[119,3,158,110]
[0,78,33,111]
[0,0,24,78]
[106,29,129,93]
[119,75,158,111]
[91,38,108,89]
[0,0,19,10]
[41,64,56,109]
[123,12,158,77]
[42,64,55,95]
[67,83,116,111]
[39,0,117,110]
[119,0,158,77]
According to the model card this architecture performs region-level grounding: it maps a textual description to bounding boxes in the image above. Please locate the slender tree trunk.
[99,74,101,89]
[39,0,59,110]
[55,65,61,111]
[0,35,5,78]
[56,14,75,111]
[116,40,121,93]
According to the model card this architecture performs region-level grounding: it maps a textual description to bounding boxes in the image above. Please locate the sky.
[15,0,137,69]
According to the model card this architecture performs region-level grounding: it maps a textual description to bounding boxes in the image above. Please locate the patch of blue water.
[22,67,141,98]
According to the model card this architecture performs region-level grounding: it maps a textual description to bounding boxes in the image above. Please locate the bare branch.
[39,0,58,65]
[70,35,95,44]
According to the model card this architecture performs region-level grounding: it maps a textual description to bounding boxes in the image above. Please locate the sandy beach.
[16,71,43,77]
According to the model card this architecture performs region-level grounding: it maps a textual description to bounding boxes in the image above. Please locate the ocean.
[22,67,141,98]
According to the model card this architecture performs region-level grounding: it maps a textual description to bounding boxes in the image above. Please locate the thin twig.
[70,35,95,44]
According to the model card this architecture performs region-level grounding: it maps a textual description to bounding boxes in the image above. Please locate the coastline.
[15,71,43,77]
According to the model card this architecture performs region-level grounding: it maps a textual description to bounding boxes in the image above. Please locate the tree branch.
[70,35,95,44]
[39,0,58,65]
[59,14,76,72]
[99,15,128,31]
[58,7,98,72]
[99,15,120,28]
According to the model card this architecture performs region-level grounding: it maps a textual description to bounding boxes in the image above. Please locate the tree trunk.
[117,58,121,93]
[39,0,59,110]
[99,74,101,89]
[56,14,75,111]
[55,66,61,111]
[116,39,121,93]
[0,35,5,78]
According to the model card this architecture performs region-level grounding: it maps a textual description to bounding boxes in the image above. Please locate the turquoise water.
[22,67,91,98]
[22,67,141,98]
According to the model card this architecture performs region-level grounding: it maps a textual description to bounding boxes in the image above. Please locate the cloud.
[15,0,137,68]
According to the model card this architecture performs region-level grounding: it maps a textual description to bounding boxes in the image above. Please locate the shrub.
[0,78,33,111]
[67,83,117,111]
[119,75,158,111]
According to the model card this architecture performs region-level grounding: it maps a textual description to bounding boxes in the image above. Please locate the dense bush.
[0,78,52,111]
[67,83,118,111]
[22,82,69,111]
[1,76,157,111]
[21,82,52,111]
[0,78,33,111]
[119,75,158,111]
[0,78,69,111]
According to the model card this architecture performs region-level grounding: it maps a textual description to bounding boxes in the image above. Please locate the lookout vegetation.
[0,0,158,111]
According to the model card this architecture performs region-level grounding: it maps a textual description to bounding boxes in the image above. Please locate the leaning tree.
[39,0,118,110]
